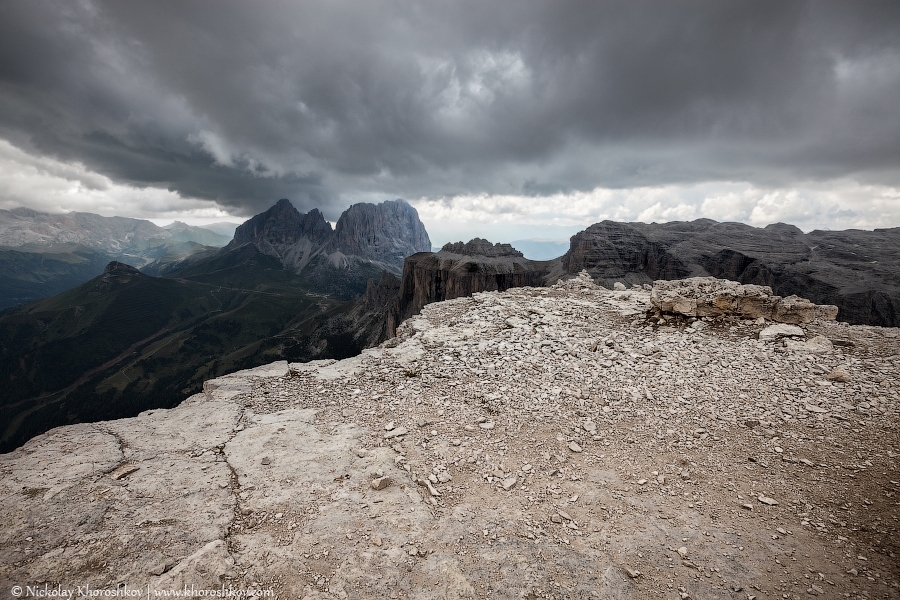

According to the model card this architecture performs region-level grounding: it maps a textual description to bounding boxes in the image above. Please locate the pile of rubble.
[1,274,898,599]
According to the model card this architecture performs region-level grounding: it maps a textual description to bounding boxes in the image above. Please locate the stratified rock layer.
[560,219,900,326]
[441,238,524,258]
[2,277,898,598]
[650,277,839,324]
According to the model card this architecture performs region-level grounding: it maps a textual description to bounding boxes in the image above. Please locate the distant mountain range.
[0,209,233,308]
[0,198,431,452]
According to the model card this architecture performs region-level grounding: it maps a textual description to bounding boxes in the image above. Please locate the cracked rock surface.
[1,273,899,599]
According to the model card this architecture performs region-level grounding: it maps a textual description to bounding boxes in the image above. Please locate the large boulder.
[650,277,838,324]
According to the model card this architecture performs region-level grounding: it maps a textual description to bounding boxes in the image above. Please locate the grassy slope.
[0,244,112,309]
[0,249,346,452]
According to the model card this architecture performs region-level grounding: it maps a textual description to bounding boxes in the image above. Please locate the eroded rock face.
[650,277,839,324]
[225,198,430,275]
[2,278,897,598]
[328,199,432,268]
[559,219,900,326]
[441,238,524,258]
[389,244,556,334]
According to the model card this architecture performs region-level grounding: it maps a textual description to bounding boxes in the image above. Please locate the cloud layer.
[1,1,899,229]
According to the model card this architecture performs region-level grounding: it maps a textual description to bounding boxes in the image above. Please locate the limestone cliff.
[559,219,900,326]
[225,198,430,277]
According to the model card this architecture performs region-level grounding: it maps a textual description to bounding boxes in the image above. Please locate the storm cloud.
[0,1,899,227]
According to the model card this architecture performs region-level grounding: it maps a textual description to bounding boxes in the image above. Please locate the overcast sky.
[1,1,898,244]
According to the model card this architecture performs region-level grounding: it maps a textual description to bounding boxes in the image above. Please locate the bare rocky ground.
[1,273,898,599]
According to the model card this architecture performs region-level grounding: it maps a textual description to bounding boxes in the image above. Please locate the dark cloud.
[0,0,898,216]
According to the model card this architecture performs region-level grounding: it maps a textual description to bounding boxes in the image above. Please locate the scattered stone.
[613,282,627,291]
[501,477,517,491]
[478,421,495,430]
[759,324,805,342]
[758,496,778,506]
[826,366,852,383]
[568,441,583,453]
[623,567,642,579]
[384,426,409,439]
[110,465,139,480]
[371,476,392,490]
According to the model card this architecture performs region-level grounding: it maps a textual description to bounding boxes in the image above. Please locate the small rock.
[758,495,778,506]
[384,426,409,439]
[759,324,804,342]
[624,566,642,579]
[826,367,851,383]
[371,476,392,490]
[557,509,573,521]
[260,457,271,466]
[372,536,382,547]
[568,441,583,453]
[111,465,139,480]
[677,546,688,558]
[384,421,395,431]
[614,282,627,291]
[501,477,517,491]
[148,561,174,576]
[804,404,828,414]
[355,448,368,458]
[479,421,495,430]
[741,503,754,510]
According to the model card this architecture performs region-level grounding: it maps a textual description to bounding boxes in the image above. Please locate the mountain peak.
[103,261,141,275]
[329,200,431,267]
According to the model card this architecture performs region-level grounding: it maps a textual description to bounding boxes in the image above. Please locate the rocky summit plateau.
[2,275,898,599]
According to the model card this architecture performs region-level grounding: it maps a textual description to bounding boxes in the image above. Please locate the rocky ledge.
[1,275,898,599]
[441,238,524,258]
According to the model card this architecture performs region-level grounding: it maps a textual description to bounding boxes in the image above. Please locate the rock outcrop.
[279,239,558,359]
[2,277,897,598]
[441,238,523,257]
[389,242,557,334]
[559,219,900,327]
[327,200,432,268]
[229,199,334,272]
[649,277,839,324]
[225,198,431,277]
